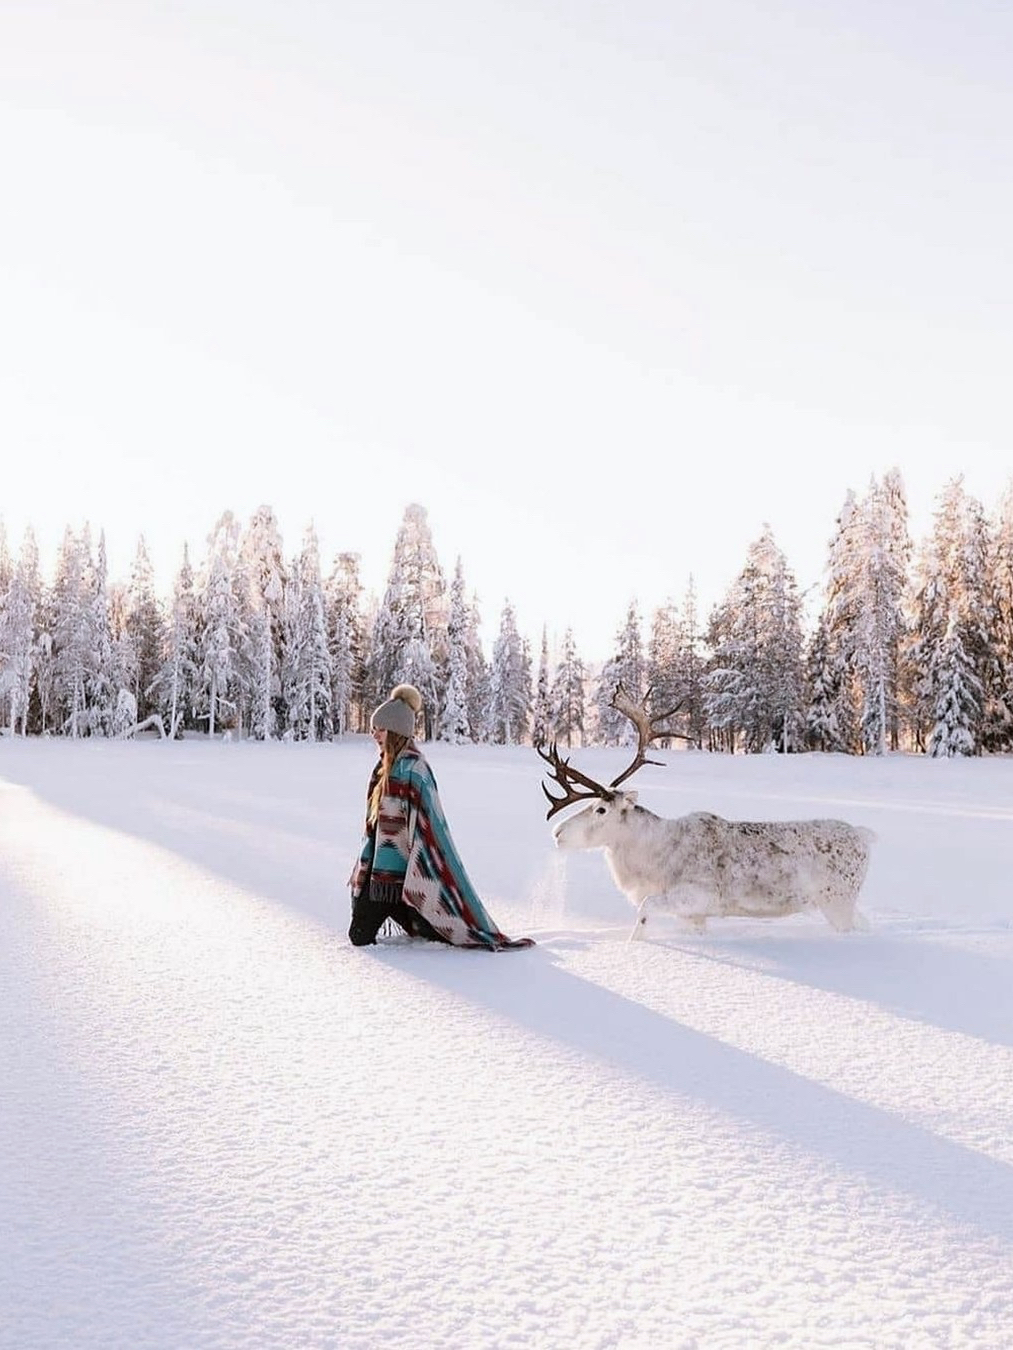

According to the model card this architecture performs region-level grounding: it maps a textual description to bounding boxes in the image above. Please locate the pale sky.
[2,0,1012,660]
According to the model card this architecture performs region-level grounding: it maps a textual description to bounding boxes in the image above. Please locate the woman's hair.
[368,730,411,825]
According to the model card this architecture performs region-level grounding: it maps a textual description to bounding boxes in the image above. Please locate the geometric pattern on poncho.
[353,746,534,951]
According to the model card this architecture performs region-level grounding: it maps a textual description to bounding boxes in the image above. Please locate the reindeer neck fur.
[600,803,671,898]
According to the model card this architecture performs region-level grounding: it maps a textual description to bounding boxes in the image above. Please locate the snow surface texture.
[2,739,1012,1350]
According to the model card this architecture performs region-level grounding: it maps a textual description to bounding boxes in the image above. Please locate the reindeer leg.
[628,896,652,941]
[817,894,857,933]
[666,887,708,935]
[819,892,871,934]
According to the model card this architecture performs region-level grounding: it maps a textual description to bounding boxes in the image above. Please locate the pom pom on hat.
[389,683,423,713]
[371,683,423,736]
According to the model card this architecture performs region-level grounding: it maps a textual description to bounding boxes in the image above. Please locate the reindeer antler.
[608,683,687,789]
[535,741,614,820]
[535,685,689,819]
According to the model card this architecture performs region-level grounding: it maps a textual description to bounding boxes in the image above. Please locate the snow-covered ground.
[2,737,1012,1349]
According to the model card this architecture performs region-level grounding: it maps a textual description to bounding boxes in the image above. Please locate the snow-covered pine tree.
[244,606,274,740]
[593,656,623,746]
[196,511,245,737]
[804,613,850,752]
[906,563,945,754]
[811,490,862,753]
[156,544,201,739]
[239,506,289,739]
[0,523,12,728]
[3,530,41,735]
[955,490,995,685]
[549,626,585,748]
[530,626,553,747]
[368,504,446,738]
[489,599,530,744]
[108,579,139,735]
[646,599,680,736]
[51,527,91,737]
[928,609,983,757]
[439,558,472,744]
[397,633,439,738]
[368,581,408,719]
[465,592,491,742]
[286,526,332,740]
[83,530,119,736]
[808,473,909,756]
[705,526,804,752]
[647,589,703,747]
[595,600,645,745]
[982,481,1013,751]
[327,600,353,737]
[876,468,913,751]
[907,477,992,754]
[705,558,761,753]
[32,573,57,735]
[121,536,166,725]
[850,470,912,754]
[324,552,367,735]
[674,576,707,749]
[762,533,806,753]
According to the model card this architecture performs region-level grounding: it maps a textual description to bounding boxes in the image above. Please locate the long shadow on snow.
[373,941,1013,1246]
[0,740,548,933]
[0,742,366,929]
[678,927,1013,1049]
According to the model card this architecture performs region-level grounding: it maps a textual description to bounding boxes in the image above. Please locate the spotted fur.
[553,794,874,938]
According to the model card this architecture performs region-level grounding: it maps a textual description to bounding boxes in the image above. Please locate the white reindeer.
[538,688,873,939]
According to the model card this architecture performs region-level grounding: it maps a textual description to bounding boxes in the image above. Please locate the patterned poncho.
[351,745,535,951]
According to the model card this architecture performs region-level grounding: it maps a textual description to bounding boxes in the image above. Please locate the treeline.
[1,473,1012,755]
[0,503,532,745]
[622,470,1013,758]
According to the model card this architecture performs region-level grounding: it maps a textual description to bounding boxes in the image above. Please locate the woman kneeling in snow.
[348,684,534,952]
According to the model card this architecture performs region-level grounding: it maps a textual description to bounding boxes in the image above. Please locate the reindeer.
[537,687,873,938]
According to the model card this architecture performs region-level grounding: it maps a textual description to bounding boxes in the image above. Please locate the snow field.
[2,739,1012,1348]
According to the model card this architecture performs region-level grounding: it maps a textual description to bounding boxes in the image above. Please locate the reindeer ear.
[624,791,639,807]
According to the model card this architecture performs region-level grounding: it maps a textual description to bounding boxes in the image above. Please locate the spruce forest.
[1,471,1012,756]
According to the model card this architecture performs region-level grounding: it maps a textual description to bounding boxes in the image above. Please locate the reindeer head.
[551,789,642,851]
[536,684,685,849]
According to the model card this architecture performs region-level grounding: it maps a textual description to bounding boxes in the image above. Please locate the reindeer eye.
[595,805,607,814]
